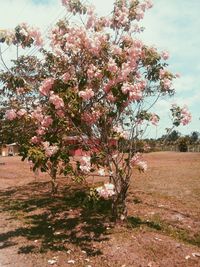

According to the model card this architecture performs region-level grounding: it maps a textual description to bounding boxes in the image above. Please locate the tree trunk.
[51,175,58,195]
[50,164,58,195]
[112,184,128,222]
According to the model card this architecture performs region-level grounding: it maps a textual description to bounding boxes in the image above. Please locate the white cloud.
[173,75,198,93]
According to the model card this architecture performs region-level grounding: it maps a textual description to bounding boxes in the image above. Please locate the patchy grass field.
[0,152,200,267]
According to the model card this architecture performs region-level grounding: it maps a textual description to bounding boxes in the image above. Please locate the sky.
[0,0,200,138]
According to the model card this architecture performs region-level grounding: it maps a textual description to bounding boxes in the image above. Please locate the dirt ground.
[0,152,200,267]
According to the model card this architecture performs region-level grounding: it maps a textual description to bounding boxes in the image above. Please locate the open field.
[0,152,200,267]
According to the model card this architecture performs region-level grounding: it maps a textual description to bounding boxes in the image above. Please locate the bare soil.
[0,152,200,267]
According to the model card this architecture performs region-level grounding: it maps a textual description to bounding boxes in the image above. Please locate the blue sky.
[0,0,199,138]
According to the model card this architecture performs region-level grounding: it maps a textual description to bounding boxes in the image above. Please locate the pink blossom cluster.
[42,141,59,157]
[159,69,168,79]
[121,82,145,101]
[113,125,129,139]
[162,78,172,90]
[51,24,108,57]
[41,115,53,128]
[106,93,116,103]
[61,0,69,5]
[180,106,192,125]
[19,23,43,47]
[107,58,119,73]
[78,88,94,101]
[5,108,27,121]
[36,127,46,136]
[82,110,101,125]
[61,72,71,83]
[0,29,15,45]
[5,109,17,120]
[0,23,43,47]
[31,136,42,144]
[31,107,44,122]
[61,0,85,14]
[96,183,115,199]
[130,153,147,172]
[49,93,64,109]
[127,40,143,66]
[86,5,96,29]
[79,156,91,173]
[111,45,123,56]
[103,80,116,93]
[135,0,153,21]
[171,104,192,126]
[98,168,106,176]
[16,87,25,95]
[39,78,54,96]
[159,69,173,91]
[30,109,54,141]
[150,113,159,126]
[87,64,102,80]
[161,51,169,60]
[112,5,129,28]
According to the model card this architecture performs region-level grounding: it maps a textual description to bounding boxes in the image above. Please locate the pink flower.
[131,153,147,172]
[17,109,27,117]
[113,125,129,139]
[41,116,53,128]
[87,64,102,80]
[121,82,143,101]
[161,51,169,60]
[121,82,132,94]
[36,127,46,136]
[111,45,122,55]
[86,12,96,29]
[56,109,65,118]
[79,156,91,173]
[78,88,94,100]
[5,109,17,120]
[61,72,70,82]
[49,93,64,109]
[107,58,118,73]
[61,0,69,6]
[43,142,59,157]
[180,106,192,125]
[42,141,50,148]
[162,78,172,90]
[135,8,144,21]
[144,0,153,9]
[39,78,54,96]
[96,183,115,199]
[106,93,116,103]
[159,69,167,79]
[31,136,41,144]
[98,168,106,176]
[150,113,159,126]
[31,107,44,122]
[82,110,101,125]
[137,161,148,172]
[30,29,43,46]
[16,87,25,94]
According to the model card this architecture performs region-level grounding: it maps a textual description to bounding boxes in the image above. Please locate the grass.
[0,182,113,255]
[0,181,199,259]
[128,213,200,247]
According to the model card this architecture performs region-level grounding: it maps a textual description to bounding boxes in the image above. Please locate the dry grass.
[0,152,200,267]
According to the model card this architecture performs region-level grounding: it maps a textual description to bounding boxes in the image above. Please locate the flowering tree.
[0,0,191,221]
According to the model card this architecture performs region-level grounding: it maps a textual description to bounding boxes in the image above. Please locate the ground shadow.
[0,181,112,256]
[127,216,162,231]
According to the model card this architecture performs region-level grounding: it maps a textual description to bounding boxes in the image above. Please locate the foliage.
[0,0,191,221]
[177,137,188,152]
